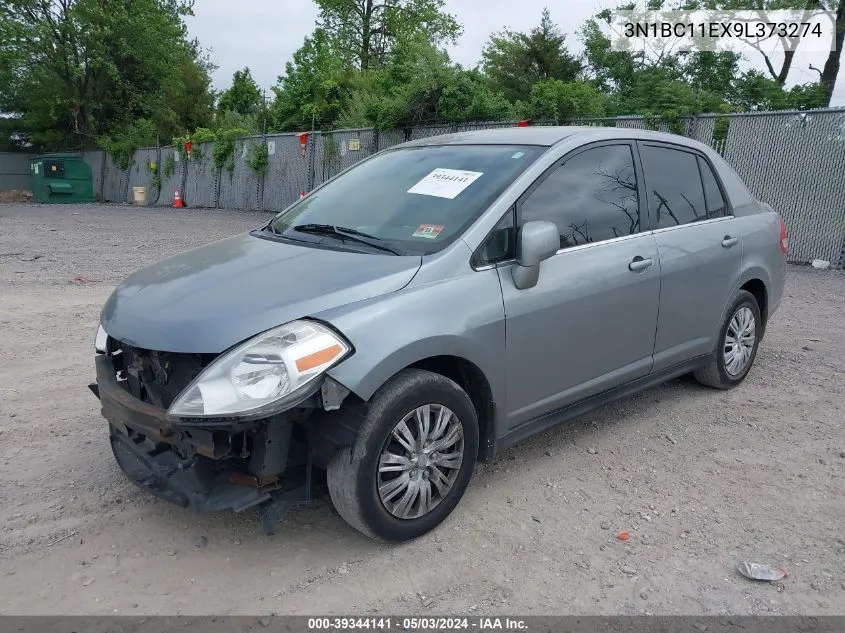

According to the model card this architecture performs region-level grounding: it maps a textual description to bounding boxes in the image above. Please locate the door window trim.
[636,140,734,231]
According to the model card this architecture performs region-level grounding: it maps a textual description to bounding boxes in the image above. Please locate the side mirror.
[512,220,559,290]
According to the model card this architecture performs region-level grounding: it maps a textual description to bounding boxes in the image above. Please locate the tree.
[315,0,462,70]
[677,0,833,86]
[163,40,217,135]
[0,0,213,151]
[338,37,513,129]
[521,79,607,121]
[271,29,352,131]
[217,67,264,118]
[481,8,582,103]
[813,0,845,105]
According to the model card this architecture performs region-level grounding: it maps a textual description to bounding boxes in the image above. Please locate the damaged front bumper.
[91,354,326,532]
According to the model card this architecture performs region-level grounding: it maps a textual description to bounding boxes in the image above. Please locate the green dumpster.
[30,154,95,203]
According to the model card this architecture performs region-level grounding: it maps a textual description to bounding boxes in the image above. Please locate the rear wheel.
[694,290,762,390]
[327,369,478,541]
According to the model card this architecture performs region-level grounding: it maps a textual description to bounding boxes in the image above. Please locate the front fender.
[316,267,507,430]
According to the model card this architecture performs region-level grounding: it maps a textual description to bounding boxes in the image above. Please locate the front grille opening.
[111,341,218,409]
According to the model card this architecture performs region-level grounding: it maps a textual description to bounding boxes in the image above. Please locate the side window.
[475,209,515,266]
[520,145,640,249]
[640,145,706,229]
[698,156,727,219]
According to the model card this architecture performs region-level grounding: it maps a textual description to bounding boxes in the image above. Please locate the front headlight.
[167,320,351,419]
[95,324,108,354]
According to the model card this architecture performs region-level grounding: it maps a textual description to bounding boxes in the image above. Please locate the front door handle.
[722,236,739,248]
[629,256,654,272]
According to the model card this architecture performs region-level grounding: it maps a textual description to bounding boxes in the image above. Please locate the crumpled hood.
[101,232,422,353]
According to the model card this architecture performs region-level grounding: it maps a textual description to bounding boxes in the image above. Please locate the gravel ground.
[1,202,844,616]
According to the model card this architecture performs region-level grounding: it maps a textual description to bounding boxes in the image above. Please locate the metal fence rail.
[10,109,841,267]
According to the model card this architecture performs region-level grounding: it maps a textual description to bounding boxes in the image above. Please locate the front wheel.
[327,369,479,541]
[694,290,762,390]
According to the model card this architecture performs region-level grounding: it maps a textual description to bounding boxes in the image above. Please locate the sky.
[185,0,844,107]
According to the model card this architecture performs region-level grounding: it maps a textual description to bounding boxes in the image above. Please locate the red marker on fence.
[300,191,305,199]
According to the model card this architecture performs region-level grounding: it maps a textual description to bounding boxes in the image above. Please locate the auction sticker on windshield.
[412,224,444,239]
[408,168,484,199]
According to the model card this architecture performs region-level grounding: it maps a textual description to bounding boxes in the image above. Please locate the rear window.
[698,156,727,218]
[269,144,543,255]
[639,145,707,229]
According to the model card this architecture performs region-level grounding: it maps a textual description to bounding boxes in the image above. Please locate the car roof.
[399,126,708,149]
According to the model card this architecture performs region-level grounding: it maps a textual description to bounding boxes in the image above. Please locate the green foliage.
[217,68,264,117]
[316,0,462,70]
[247,141,269,174]
[322,134,340,165]
[214,128,250,172]
[481,8,582,103]
[163,152,176,179]
[730,71,829,111]
[272,29,351,132]
[0,0,214,151]
[216,109,261,134]
[98,118,159,170]
[521,80,607,122]
[339,38,514,129]
[149,160,162,191]
[172,128,215,161]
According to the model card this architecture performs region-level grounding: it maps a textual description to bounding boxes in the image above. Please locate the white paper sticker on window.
[408,168,484,200]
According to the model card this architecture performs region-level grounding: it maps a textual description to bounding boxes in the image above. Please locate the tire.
[327,369,479,542]
[694,290,762,390]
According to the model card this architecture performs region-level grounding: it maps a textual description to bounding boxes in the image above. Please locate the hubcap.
[377,404,464,520]
[724,306,756,376]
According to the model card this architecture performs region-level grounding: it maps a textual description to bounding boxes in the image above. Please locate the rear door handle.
[722,236,739,248]
[629,256,654,272]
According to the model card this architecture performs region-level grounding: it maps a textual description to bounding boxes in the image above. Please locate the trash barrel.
[30,154,95,204]
[132,186,147,205]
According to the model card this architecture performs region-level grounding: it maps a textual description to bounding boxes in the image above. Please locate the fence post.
[122,161,131,203]
[259,134,266,212]
[372,128,380,153]
[153,147,162,205]
[98,151,106,202]
[214,148,222,210]
[180,150,188,206]
[307,132,316,193]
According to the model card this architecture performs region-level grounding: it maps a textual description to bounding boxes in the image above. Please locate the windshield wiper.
[293,224,404,255]
[257,223,313,244]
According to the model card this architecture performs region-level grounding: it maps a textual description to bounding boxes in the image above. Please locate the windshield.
[268,144,544,255]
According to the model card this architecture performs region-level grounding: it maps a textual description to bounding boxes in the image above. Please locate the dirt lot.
[0,202,844,616]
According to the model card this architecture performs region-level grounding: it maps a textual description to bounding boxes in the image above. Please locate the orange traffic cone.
[173,191,185,208]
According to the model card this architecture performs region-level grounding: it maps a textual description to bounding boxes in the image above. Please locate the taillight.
[778,217,789,255]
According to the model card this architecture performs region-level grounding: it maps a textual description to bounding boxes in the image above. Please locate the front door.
[496,143,661,431]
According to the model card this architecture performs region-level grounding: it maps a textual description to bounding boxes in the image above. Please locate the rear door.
[637,142,742,371]
[496,142,661,430]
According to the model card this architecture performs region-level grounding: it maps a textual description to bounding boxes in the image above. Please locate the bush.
[98,118,158,170]
[214,127,250,172]
[247,140,269,174]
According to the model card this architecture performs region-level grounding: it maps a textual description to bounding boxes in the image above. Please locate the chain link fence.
[73,109,845,268]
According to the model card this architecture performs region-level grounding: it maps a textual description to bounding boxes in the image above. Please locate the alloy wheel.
[377,404,465,519]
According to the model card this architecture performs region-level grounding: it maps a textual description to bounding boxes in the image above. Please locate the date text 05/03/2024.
[307,617,529,631]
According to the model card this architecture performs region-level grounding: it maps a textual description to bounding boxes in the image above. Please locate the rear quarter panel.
[735,209,787,320]
[709,149,786,326]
